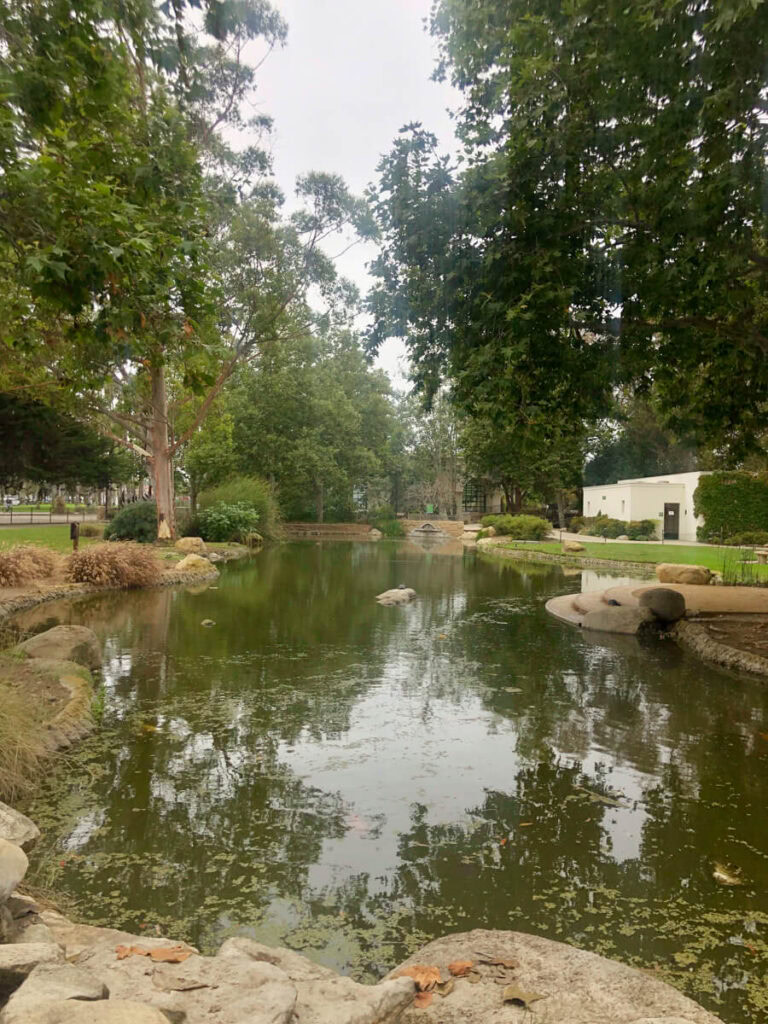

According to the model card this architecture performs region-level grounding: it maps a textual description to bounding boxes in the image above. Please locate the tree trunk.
[501,480,522,514]
[316,479,324,524]
[190,482,198,517]
[556,490,566,530]
[150,363,176,539]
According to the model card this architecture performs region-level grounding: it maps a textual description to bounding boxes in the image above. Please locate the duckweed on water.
[17,541,768,1023]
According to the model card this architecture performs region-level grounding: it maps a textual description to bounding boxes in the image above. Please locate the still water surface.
[18,541,768,1023]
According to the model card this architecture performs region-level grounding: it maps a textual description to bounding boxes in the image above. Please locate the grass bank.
[495,540,768,583]
[0,525,101,552]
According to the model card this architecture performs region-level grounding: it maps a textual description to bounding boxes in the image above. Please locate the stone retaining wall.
[476,538,656,576]
[673,619,768,678]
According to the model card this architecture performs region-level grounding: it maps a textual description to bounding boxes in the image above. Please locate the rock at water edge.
[582,605,655,635]
[0,839,28,901]
[638,587,686,623]
[16,626,100,670]
[176,553,218,575]
[174,537,207,555]
[0,803,40,851]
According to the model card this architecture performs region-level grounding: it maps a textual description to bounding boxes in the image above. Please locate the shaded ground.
[698,615,768,660]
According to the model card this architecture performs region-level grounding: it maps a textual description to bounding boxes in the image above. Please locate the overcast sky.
[253,0,460,384]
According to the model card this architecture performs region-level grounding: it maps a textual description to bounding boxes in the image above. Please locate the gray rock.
[368,528,383,540]
[176,553,218,575]
[9,914,55,944]
[582,605,656,635]
[638,587,687,623]
[207,551,223,562]
[4,962,108,1012]
[0,802,41,851]
[656,562,712,586]
[220,938,415,1024]
[0,943,64,988]
[16,626,100,669]
[386,929,723,1024]
[0,1000,169,1024]
[0,839,28,901]
[376,587,416,606]
[616,534,630,541]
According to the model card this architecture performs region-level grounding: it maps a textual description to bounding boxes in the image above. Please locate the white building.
[582,471,708,542]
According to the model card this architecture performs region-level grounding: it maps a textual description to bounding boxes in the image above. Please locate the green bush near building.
[694,471,768,541]
[481,514,551,540]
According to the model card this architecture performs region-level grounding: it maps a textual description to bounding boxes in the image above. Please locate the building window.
[462,480,487,514]
[621,499,625,514]
[587,501,591,513]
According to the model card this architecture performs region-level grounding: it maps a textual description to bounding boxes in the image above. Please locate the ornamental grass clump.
[0,544,61,587]
[66,542,161,589]
[0,680,47,802]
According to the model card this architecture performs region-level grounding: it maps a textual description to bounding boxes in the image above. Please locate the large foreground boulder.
[175,553,218,576]
[656,563,712,586]
[582,605,655,635]
[16,626,100,670]
[0,802,40,851]
[0,838,28,901]
[174,536,207,556]
[0,1000,169,1024]
[387,929,723,1023]
[376,588,417,606]
[638,587,687,623]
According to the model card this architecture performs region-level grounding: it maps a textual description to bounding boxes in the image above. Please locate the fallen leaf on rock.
[413,991,433,1009]
[394,965,442,991]
[116,944,149,960]
[437,978,455,997]
[448,960,474,977]
[713,862,743,886]
[467,971,483,984]
[503,983,546,1007]
[149,945,194,963]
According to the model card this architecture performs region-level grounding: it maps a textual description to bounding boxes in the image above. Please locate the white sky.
[253,0,460,385]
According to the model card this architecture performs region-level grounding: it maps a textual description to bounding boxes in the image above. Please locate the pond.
[18,540,768,1024]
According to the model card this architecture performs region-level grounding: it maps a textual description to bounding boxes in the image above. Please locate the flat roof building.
[582,471,708,542]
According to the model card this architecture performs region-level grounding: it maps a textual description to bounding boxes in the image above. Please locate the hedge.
[694,471,768,541]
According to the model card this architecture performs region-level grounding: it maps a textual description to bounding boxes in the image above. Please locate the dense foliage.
[694,472,768,541]
[104,502,158,544]
[194,502,260,543]
[577,516,658,540]
[480,515,551,540]
[197,476,279,539]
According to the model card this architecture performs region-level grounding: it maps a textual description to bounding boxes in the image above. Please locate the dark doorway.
[664,503,680,540]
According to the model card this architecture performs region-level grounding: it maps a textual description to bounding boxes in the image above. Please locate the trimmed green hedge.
[694,471,768,541]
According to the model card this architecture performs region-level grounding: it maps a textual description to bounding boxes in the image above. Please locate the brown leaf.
[448,960,474,977]
[413,991,433,1009]
[115,944,150,960]
[394,965,442,991]
[437,978,455,997]
[149,945,193,963]
[502,983,546,1007]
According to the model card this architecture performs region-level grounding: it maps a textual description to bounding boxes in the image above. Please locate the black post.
[70,521,80,552]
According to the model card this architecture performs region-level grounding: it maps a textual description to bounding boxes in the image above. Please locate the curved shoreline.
[475,537,657,576]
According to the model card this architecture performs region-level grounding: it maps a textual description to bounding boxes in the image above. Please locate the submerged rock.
[387,929,723,1023]
[376,588,416,606]
[16,626,100,670]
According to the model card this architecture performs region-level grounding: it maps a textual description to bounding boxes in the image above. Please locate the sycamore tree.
[0,0,372,536]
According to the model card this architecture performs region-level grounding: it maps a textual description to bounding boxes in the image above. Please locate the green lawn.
[0,525,101,552]
[498,540,768,583]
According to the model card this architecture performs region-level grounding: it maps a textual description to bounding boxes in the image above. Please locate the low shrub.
[494,514,551,540]
[371,517,405,538]
[626,519,657,540]
[581,515,626,538]
[0,545,60,587]
[79,522,105,538]
[569,515,586,532]
[66,542,161,588]
[198,476,280,539]
[194,501,261,543]
[480,514,501,527]
[104,501,157,543]
[722,530,768,547]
